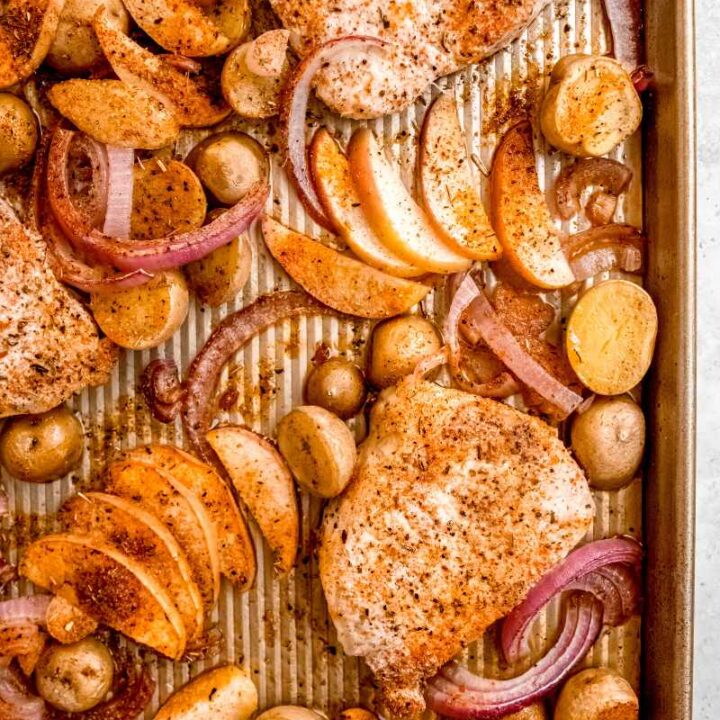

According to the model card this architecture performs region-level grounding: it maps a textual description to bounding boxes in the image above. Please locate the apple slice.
[309,129,422,278]
[490,121,575,289]
[419,94,501,261]
[262,216,430,319]
[347,128,471,274]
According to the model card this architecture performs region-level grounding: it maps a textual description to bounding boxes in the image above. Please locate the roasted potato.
[367,315,442,388]
[541,54,642,157]
[305,358,367,419]
[503,704,546,719]
[566,280,658,395]
[554,668,639,720]
[571,396,645,490]
[0,406,83,483]
[187,132,269,206]
[221,30,291,118]
[131,159,207,241]
[337,709,378,720]
[258,708,325,720]
[262,217,430,319]
[45,597,98,645]
[91,270,190,350]
[35,639,114,712]
[154,665,257,720]
[47,0,130,73]
[47,80,181,150]
[0,94,38,175]
[277,406,357,498]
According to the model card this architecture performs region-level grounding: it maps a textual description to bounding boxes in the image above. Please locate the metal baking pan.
[0,0,696,717]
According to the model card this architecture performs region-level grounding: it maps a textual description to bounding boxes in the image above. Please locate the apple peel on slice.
[419,94,501,262]
[490,121,575,289]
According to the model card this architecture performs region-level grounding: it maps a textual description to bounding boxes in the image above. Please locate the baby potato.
[47,0,130,73]
[35,638,114,712]
[367,315,442,388]
[187,132,269,206]
[91,270,189,350]
[555,668,639,720]
[0,94,38,175]
[305,358,367,419]
[566,280,657,395]
[277,406,357,498]
[571,396,645,490]
[541,54,642,157]
[258,707,325,720]
[0,406,83,483]
[337,709,378,720]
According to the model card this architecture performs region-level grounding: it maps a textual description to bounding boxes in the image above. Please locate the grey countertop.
[695,1,717,717]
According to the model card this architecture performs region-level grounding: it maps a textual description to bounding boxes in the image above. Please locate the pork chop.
[270,0,549,118]
[0,209,116,419]
[319,378,593,717]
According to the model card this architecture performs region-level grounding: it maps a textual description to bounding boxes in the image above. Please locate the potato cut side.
[93,11,231,127]
[207,426,299,573]
[45,596,98,645]
[90,269,189,351]
[59,492,205,640]
[185,234,252,307]
[105,459,221,611]
[541,54,643,158]
[20,533,186,659]
[347,128,471,274]
[419,94,501,261]
[261,216,430,319]
[126,444,256,591]
[309,129,422,278]
[47,79,180,149]
[131,160,207,241]
[490,121,575,289]
[277,406,357,499]
[566,280,657,395]
[154,665,258,720]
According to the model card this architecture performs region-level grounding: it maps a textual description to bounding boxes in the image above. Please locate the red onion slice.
[567,564,641,627]
[564,224,645,282]
[0,596,51,628]
[0,666,46,719]
[603,0,644,68]
[501,536,642,663]
[103,146,135,239]
[79,180,269,272]
[141,359,184,423]
[279,36,387,230]
[460,279,583,418]
[425,594,603,719]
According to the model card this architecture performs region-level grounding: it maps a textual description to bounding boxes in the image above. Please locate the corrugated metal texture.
[0,0,664,714]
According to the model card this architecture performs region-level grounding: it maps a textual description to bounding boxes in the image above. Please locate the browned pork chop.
[270,0,548,117]
[319,379,593,717]
[0,210,116,418]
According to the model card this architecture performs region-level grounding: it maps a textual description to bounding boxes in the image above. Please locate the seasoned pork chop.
[0,211,116,418]
[319,379,593,717]
[270,0,548,117]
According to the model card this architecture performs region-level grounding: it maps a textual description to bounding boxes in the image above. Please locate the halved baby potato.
[45,596,98,645]
[540,54,643,157]
[207,426,299,573]
[20,533,187,659]
[105,459,221,611]
[60,492,205,641]
[277,406,357,499]
[90,269,190,351]
[566,279,658,395]
[47,79,180,149]
[262,216,430,319]
[125,444,256,591]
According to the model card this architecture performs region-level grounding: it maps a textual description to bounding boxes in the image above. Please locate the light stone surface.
[695,1,719,718]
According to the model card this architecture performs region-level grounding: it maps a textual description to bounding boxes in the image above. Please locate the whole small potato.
[0,94,38,175]
[571,396,645,490]
[257,707,325,720]
[305,358,367,419]
[187,132,269,206]
[555,668,638,720]
[368,316,442,388]
[502,703,546,719]
[337,709,378,720]
[35,638,114,712]
[0,406,84,483]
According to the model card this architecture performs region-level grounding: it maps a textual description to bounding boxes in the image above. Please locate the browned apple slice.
[309,129,422,278]
[419,94,501,261]
[262,216,430,319]
[347,128,471,275]
[490,121,575,289]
